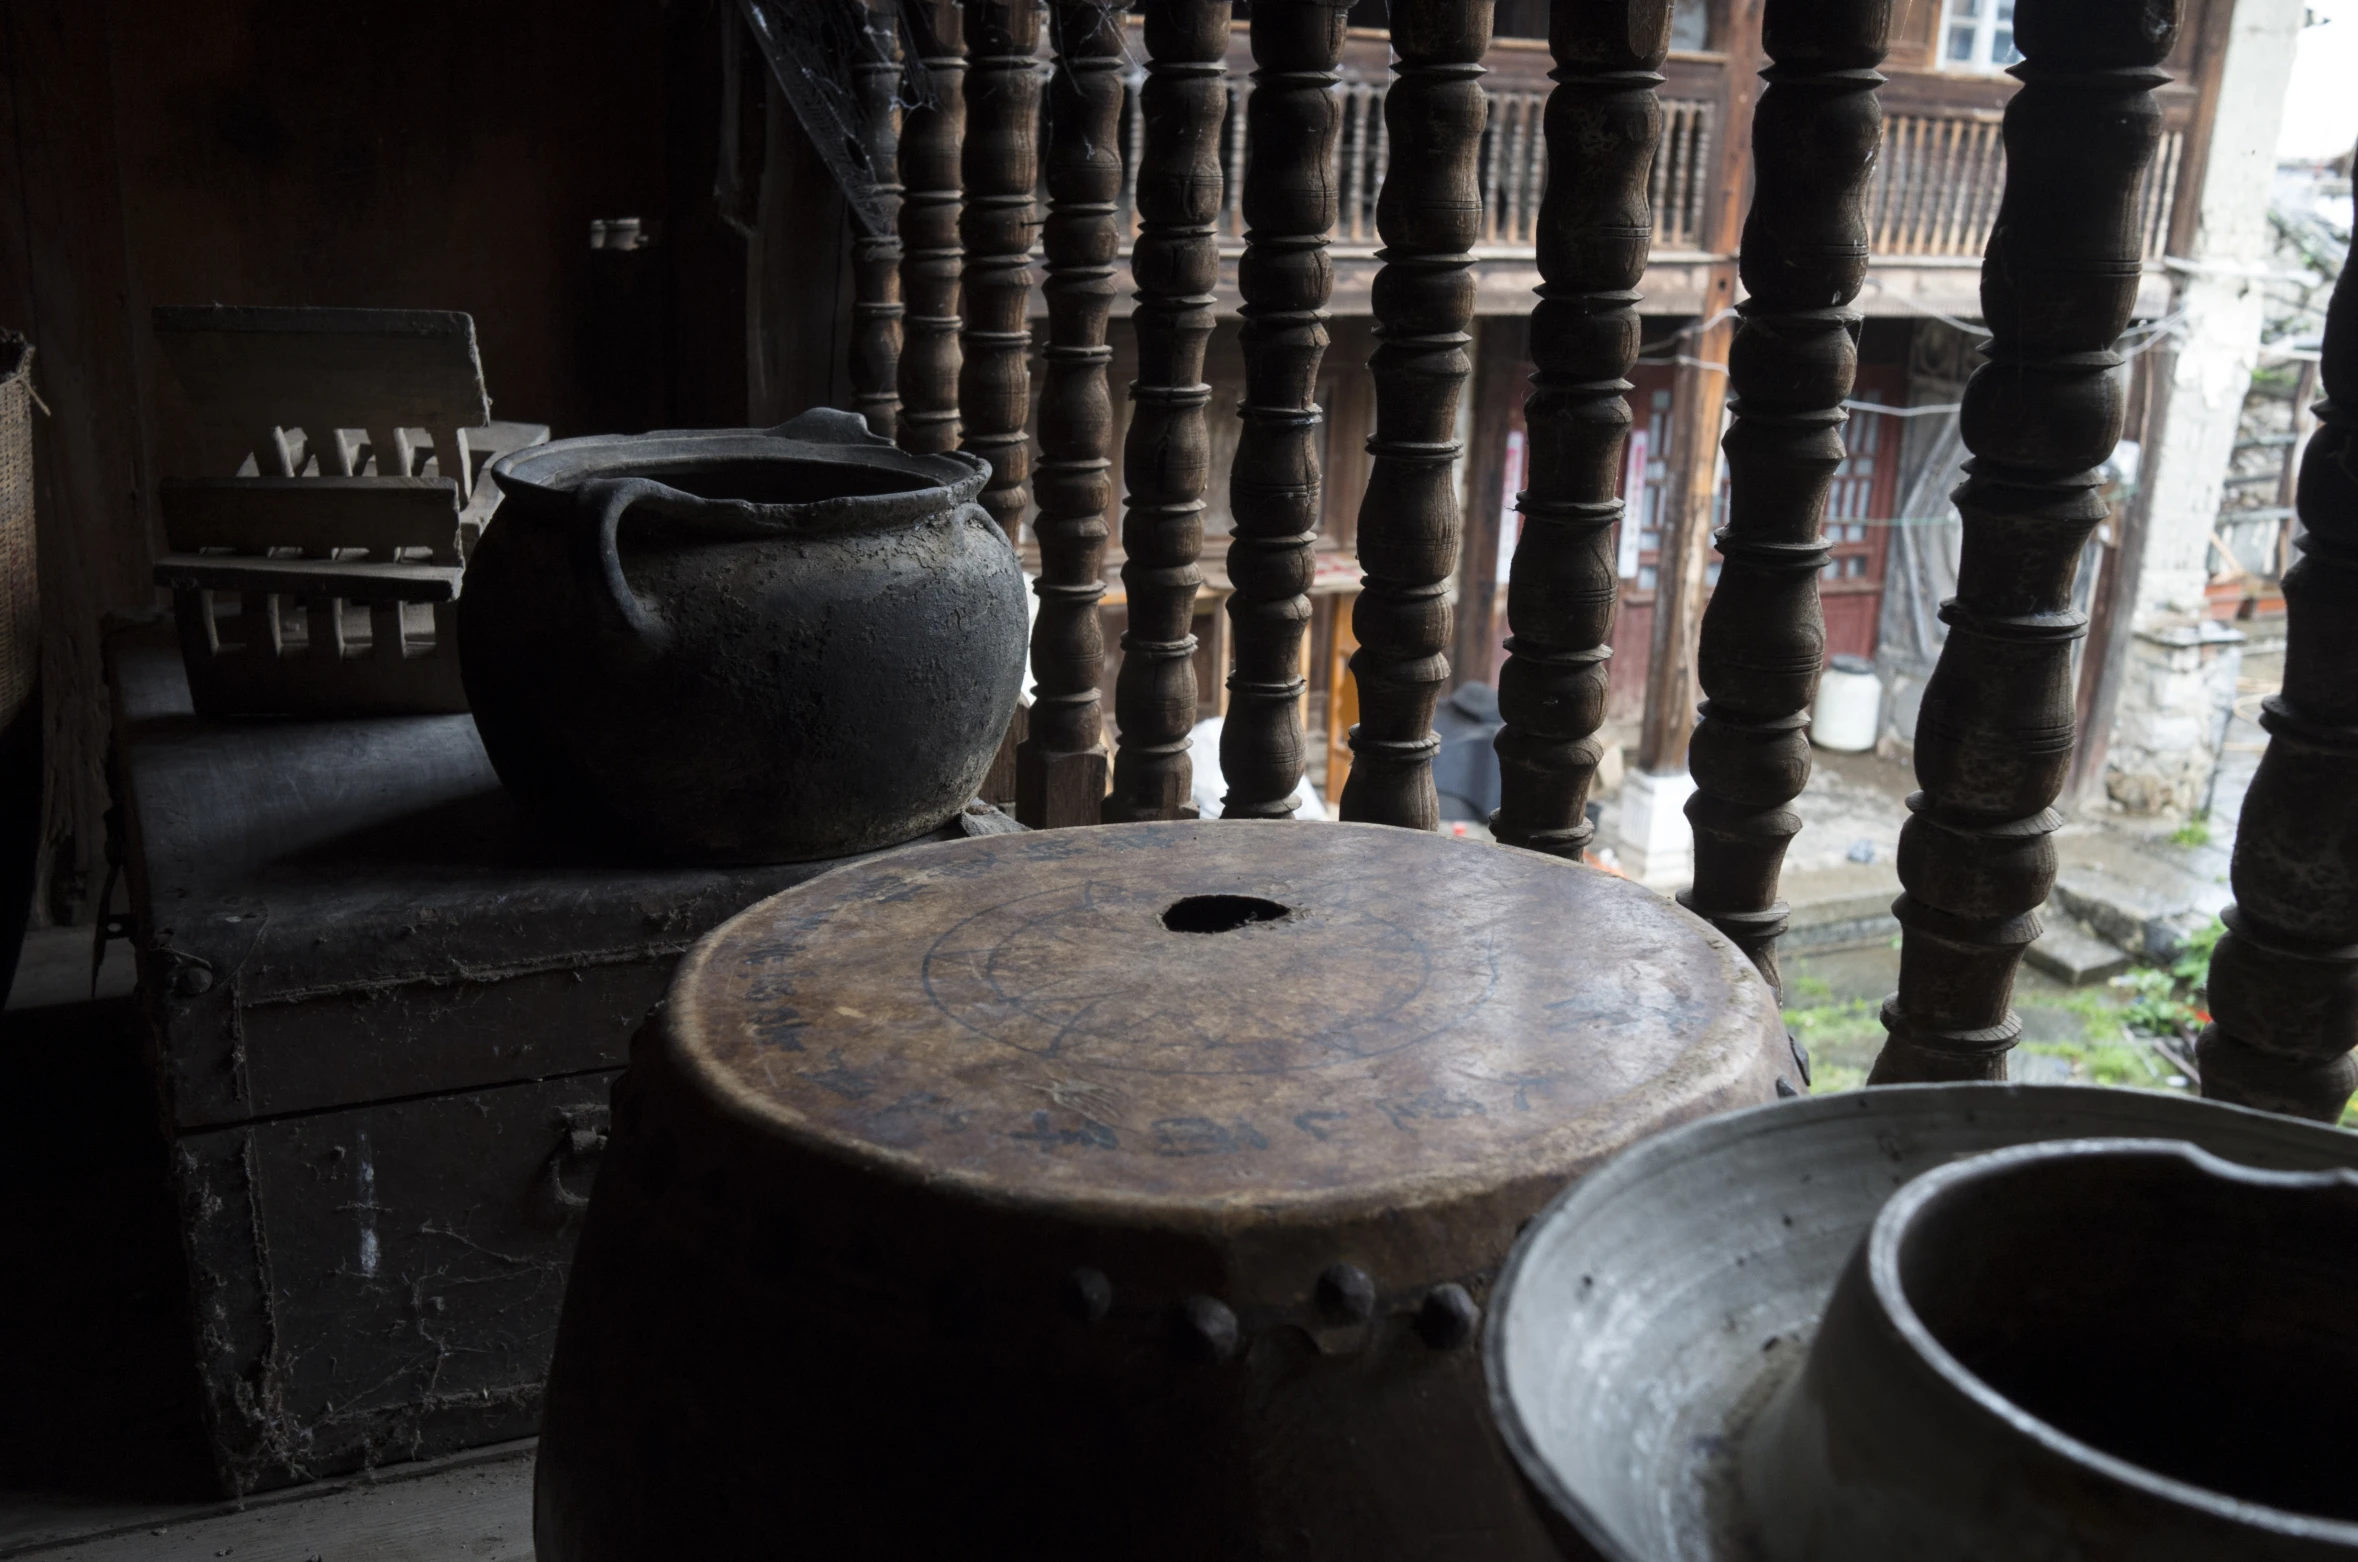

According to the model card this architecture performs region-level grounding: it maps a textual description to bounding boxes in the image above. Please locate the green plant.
[2106,916,2225,1040]
[2167,819,2211,849]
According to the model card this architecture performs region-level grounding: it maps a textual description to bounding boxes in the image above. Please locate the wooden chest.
[109,627,1008,1494]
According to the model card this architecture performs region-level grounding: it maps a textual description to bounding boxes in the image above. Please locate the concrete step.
[2048,826,2231,962]
[1783,863,1901,954]
[2025,922,2134,986]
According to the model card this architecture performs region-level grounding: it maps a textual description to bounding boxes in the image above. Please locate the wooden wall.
[0,0,748,924]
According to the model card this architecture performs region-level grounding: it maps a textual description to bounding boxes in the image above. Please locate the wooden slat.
[153,553,462,602]
[160,477,463,560]
[151,305,491,435]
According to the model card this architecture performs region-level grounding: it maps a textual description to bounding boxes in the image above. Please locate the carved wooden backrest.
[1870,0,2180,1084]
[1018,1,1125,828]
[1337,0,1492,831]
[1105,0,1229,824]
[2199,239,2358,1122]
[897,0,966,457]
[1221,0,1350,820]
[960,0,1044,540]
[1684,0,1888,997]
[1491,0,1671,858]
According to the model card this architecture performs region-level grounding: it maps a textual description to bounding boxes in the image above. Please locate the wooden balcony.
[1047,19,2196,320]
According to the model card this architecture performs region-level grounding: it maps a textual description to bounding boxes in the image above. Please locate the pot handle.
[572,477,674,654]
[766,406,896,448]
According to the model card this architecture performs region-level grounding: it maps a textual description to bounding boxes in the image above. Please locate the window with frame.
[1940,0,2022,72]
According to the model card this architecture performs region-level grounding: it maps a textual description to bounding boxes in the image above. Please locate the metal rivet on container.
[1787,1028,1813,1086]
[177,964,214,996]
[1316,1262,1375,1323]
[1173,1295,1240,1364]
[1416,1283,1480,1351]
[1065,1265,1113,1324]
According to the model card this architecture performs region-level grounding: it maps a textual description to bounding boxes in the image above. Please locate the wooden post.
[1870,0,2180,1085]
[1681,0,1888,996]
[1636,296,1731,777]
[1634,0,1762,784]
[1489,0,1673,858]
[1017,2,1121,829]
[2198,243,2358,1121]
[849,6,905,440]
[959,1,1044,540]
[1339,0,1495,832]
[1451,315,1524,692]
[898,0,966,455]
[749,61,853,424]
[1221,0,1351,819]
[1105,0,1230,823]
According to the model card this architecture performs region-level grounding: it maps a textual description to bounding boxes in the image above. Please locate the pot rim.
[488,422,991,534]
[1865,1137,2358,1545]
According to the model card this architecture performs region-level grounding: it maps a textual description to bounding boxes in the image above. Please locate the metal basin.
[1486,1085,2358,1562]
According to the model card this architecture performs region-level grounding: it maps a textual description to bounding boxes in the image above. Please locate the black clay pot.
[459,408,1027,864]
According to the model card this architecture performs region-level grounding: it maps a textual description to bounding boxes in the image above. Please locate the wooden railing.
[1094,28,1726,257]
[1869,115,2183,260]
[1085,25,2201,266]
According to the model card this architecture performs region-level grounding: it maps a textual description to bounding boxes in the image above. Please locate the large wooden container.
[535,819,1799,1559]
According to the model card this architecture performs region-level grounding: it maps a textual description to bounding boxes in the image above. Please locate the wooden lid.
[662,821,1787,1231]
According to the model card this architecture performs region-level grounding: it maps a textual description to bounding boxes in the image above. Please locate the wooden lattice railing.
[1869,115,2182,260]
[1111,70,1716,255]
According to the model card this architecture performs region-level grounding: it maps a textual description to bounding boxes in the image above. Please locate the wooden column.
[1490,0,1672,857]
[960,1,1044,539]
[898,1,966,455]
[1635,0,1761,782]
[1637,300,1732,775]
[1222,0,1350,819]
[1017,1,1121,828]
[1451,315,1526,691]
[1338,0,1494,831]
[1105,0,1229,824]
[1869,0,2178,1084]
[2198,247,2358,1121]
[850,5,905,440]
[1681,0,1886,994]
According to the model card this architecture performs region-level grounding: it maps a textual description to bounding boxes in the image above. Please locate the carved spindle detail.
[1222,0,1349,819]
[1105,0,1229,824]
[1338,0,1493,831]
[1017,1,1123,828]
[960,1,1045,538]
[1869,0,2178,1084]
[851,7,906,440]
[898,1,966,455]
[1682,0,1887,994]
[1489,0,1671,856]
[2198,250,2358,1120]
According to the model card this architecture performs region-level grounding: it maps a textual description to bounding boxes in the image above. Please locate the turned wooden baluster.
[851,5,906,440]
[1106,0,1229,824]
[1869,0,2178,1084]
[1339,0,1493,830]
[1017,1,1123,828]
[898,1,966,455]
[1223,0,1349,819]
[961,1,1045,539]
[1490,0,1671,857]
[1683,0,1886,995]
[2199,247,2358,1121]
